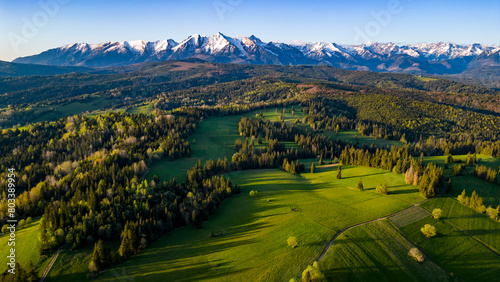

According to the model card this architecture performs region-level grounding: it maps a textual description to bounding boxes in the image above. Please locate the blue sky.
[0,0,499,61]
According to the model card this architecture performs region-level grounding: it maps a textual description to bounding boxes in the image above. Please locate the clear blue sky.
[0,0,499,61]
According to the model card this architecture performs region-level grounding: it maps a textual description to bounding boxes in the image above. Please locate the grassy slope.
[319,220,450,282]
[389,206,430,228]
[424,154,500,206]
[98,165,417,281]
[145,114,247,182]
[0,218,41,273]
[44,245,93,281]
[400,216,500,282]
[325,130,402,148]
[421,197,500,253]
[146,107,405,183]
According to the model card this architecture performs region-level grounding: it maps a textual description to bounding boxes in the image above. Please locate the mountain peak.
[11,34,500,75]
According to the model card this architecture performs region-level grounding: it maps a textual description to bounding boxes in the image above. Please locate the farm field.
[400,215,500,282]
[318,220,451,282]
[98,165,417,281]
[421,197,500,253]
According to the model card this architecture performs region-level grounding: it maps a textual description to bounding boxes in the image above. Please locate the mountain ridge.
[12,33,500,75]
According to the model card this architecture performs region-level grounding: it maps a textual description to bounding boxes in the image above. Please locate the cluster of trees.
[339,145,414,173]
[342,91,500,142]
[457,189,500,219]
[452,164,466,176]
[413,163,444,198]
[282,159,305,174]
[457,190,487,214]
[299,98,411,143]
[473,165,499,184]
[0,262,37,281]
[301,261,325,282]
[0,112,195,224]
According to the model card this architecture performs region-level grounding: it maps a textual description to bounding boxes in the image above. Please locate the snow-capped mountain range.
[12,33,500,75]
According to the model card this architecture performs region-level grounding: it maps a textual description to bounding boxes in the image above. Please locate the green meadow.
[421,197,500,253]
[0,217,42,274]
[99,164,418,281]
[319,220,450,282]
[400,215,500,282]
[324,130,403,148]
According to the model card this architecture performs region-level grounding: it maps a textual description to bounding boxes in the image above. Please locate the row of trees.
[457,189,500,221]
[473,165,499,184]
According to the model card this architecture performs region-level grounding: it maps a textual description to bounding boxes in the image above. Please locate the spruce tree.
[357,178,364,191]
[337,166,342,179]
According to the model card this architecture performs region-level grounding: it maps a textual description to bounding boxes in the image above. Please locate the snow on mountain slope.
[12,33,500,75]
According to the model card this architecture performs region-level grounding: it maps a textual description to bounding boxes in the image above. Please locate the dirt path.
[40,246,63,282]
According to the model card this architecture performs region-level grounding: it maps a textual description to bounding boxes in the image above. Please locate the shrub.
[301,262,325,281]
[421,224,436,238]
[376,184,388,195]
[287,236,298,248]
[249,190,258,197]
[486,205,500,221]
[432,208,442,220]
[18,219,26,229]
[408,247,424,262]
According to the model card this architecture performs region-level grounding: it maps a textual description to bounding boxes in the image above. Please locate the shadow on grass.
[389,188,420,195]
[341,171,388,179]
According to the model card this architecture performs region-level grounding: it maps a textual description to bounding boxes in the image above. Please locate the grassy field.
[98,165,418,281]
[423,154,499,169]
[0,217,41,273]
[400,215,500,282]
[260,106,402,148]
[147,107,406,183]
[145,114,248,182]
[423,154,500,206]
[415,76,439,82]
[421,197,500,253]
[319,220,451,282]
[146,107,303,183]
[389,206,430,228]
[324,130,403,148]
[43,241,118,281]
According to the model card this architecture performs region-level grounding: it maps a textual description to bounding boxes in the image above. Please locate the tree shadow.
[389,188,419,195]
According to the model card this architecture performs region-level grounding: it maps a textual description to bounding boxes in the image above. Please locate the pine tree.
[357,178,364,191]
[457,189,467,204]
